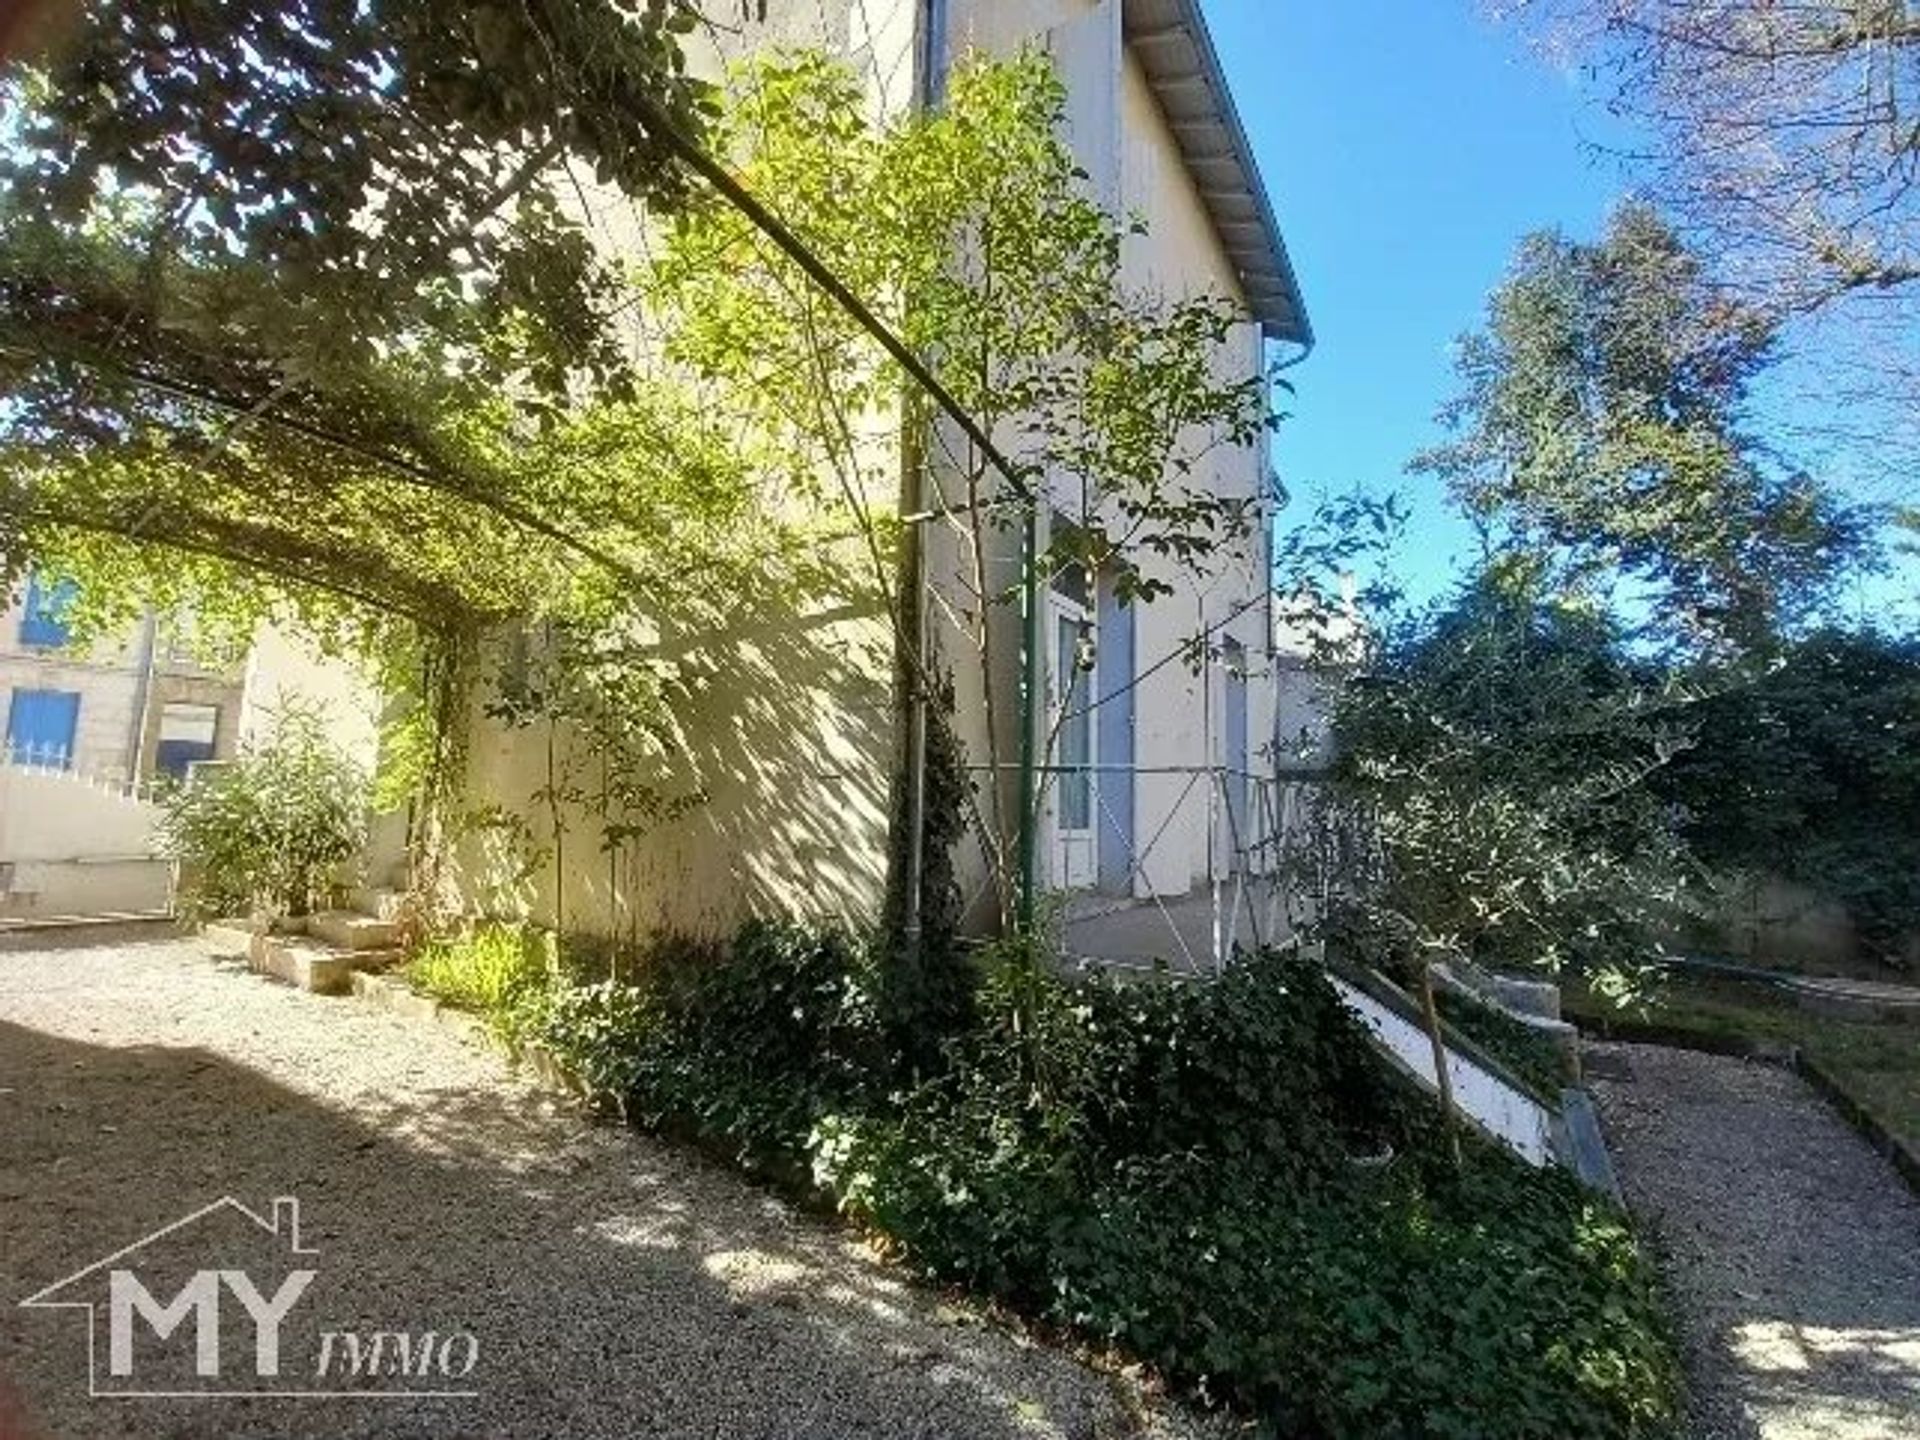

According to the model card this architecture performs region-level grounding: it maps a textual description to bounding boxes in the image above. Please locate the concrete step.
[306,910,399,951]
[351,970,444,1023]
[0,912,174,949]
[249,933,396,995]
[203,920,257,956]
[349,886,407,922]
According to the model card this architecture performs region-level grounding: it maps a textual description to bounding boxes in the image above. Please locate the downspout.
[124,609,159,790]
[1263,331,1310,794]
[895,0,947,957]
[1015,500,1047,932]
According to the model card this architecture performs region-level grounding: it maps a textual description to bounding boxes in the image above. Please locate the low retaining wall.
[1329,970,1559,1167]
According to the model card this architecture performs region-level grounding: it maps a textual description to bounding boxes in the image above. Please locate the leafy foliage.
[653,49,1273,610]
[478,921,1680,1436]
[509,922,881,1179]
[1048,1147,1678,1439]
[4,0,710,396]
[1329,575,1694,990]
[406,922,552,1021]
[159,702,368,921]
[1656,627,1920,962]
[1417,203,1871,651]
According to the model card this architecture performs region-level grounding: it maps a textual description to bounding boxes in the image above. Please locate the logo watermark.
[19,1195,479,1400]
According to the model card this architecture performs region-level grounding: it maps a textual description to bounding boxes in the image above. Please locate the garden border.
[1573,1011,1920,1203]
[1793,1051,1920,1200]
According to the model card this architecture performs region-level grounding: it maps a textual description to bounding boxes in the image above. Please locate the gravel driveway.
[1589,1042,1920,1440]
[0,930,1216,1440]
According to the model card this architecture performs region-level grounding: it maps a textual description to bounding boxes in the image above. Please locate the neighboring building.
[0,569,244,784]
[448,0,1313,952]
[0,567,382,919]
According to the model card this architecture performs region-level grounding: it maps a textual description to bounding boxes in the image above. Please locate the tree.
[1656,626,1920,965]
[1500,0,1918,312]
[1415,203,1872,651]
[1327,574,1694,992]
[647,51,1277,933]
[1497,0,1920,491]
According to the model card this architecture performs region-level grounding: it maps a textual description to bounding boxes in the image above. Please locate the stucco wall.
[446,599,894,943]
[0,766,160,862]
[438,0,1293,939]
[240,623,382,773]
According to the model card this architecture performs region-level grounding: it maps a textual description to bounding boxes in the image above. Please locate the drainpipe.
[124,610,159,791]
[894,0,947,956]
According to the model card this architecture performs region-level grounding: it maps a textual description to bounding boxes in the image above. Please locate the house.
[0,567,381,787]
[0,568,244,783]
[0,567,381,919]
[440,0,1313,961]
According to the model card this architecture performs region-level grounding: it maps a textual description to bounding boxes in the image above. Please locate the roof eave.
[1121,0,1313,349]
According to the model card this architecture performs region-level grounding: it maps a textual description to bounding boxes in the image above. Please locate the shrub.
[406,923,550,1021]
[528,978,659,1108]
[159,702,367,922]
[1051,1152,1680,1439]
[450,918,1682,1437]
[822,946,1678,1438]
[520,920,882,1177]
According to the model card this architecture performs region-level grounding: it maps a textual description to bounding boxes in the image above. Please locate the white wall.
[1332,975,1558,1167]
[240,623,382,774]
[0,766,159,862]
[0,766,169,916]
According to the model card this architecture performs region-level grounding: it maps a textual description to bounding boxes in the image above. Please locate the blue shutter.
[19,573,78,649]
[5,689,82,769]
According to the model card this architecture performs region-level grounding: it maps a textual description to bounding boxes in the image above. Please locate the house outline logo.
[18,1194,478,1400]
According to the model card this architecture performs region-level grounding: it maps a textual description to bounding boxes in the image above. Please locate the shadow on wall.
[0,998,1140,1440]
[448,590,896,945]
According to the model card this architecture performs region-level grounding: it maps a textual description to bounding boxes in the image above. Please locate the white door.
[1050,603,1097,890]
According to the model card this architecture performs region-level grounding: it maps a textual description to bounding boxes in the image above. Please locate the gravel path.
[0,930,1217,1440]
[1588,1041,1920,1440]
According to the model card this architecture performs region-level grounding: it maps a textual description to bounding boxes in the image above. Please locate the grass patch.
[404,923,550,1018]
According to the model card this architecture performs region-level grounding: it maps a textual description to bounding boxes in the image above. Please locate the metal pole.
[1015,499,1046,932]
[1204,598,1222,971]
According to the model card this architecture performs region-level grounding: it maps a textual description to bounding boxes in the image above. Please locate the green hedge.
[459,923,1679,1438]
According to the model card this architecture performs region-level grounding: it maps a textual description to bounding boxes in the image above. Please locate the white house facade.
[445,0,1313,956]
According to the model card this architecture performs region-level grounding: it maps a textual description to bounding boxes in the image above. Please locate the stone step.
[349,886,407,922]
[203,920,257,956]
[352,970,444,1023]
[306,910,399,951]
[249,933,396,995]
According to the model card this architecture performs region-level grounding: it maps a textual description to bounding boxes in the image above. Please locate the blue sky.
[1209,0,1631,608]
[1212,0,1919,627]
